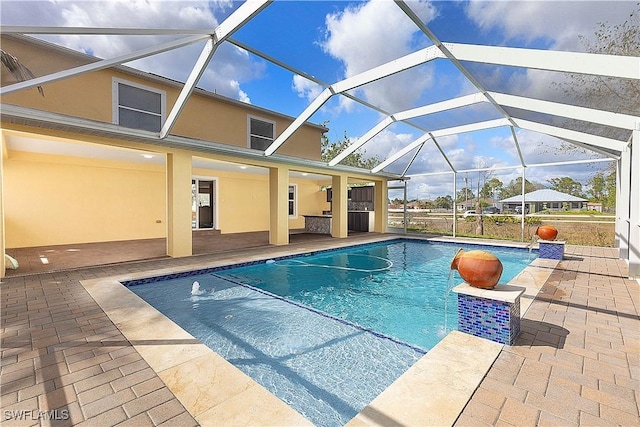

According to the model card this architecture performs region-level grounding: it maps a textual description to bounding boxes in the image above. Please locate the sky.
[2,0,637,199]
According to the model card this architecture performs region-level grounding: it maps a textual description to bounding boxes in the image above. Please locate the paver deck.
[1,237,638,426]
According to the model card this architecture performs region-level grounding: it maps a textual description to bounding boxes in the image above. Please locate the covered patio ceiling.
[1,0,638,184]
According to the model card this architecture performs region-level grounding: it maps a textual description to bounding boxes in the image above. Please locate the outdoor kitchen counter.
[303,215,332,234]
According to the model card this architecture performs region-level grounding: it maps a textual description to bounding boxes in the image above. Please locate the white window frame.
[112,78,166,132]
[247,115,276,151]
[288,184,297,219]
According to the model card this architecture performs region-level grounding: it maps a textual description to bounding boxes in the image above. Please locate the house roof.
[500,189,588,203]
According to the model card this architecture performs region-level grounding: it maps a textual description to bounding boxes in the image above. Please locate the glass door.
[192,179,215,229]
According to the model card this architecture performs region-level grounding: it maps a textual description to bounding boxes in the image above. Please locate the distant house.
[587,202,603,213]
[500,189,588,213]
[457,198,496,212]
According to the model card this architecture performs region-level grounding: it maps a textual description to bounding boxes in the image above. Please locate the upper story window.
[248,116,275,151]
[113,78,165,132]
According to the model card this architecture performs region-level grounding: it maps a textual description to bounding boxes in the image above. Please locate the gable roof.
[500,189,588,203]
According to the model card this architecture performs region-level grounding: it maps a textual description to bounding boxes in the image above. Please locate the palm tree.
[1,49,44,96]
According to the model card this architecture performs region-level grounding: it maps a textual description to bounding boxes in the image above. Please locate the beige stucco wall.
[3,151,167,247]
[0,35,323,160]
[3,148,330,248]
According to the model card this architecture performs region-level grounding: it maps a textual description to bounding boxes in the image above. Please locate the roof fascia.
[0,104,399,180]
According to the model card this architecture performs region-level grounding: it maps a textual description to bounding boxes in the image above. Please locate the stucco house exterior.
[500,189,588,213]
[0,35,395,277]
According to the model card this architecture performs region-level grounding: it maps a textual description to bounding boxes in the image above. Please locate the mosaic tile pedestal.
[452,283,525,345]
[538,239,565,260]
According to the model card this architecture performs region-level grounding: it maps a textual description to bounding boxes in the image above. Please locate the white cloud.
[463,1,637,100]
[320,0,438,112]
[4,0,261,101]
[292,75,324,101]
[354,129,415,163]
[465,1,634,52]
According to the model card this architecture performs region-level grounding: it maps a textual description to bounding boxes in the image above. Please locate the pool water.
[217,240,533,349]
[127,239,534,425]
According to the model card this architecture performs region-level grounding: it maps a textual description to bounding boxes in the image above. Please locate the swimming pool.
[126,239,533,425]
[216,239,533,349]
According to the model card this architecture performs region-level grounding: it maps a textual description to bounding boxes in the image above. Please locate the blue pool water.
[217,239,532,349]
[127,239,534,425]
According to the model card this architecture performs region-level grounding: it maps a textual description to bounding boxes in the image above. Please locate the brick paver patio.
[1,239,639,426]
[456,246,640,426]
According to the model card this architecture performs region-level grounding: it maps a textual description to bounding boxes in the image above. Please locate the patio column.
[373,180,388,233]
[0,132,6,278]
[331,174,348,238]
[615,147,631,259]
[166,151,192,257]
[629,124,640,279]
[269,166,289,245]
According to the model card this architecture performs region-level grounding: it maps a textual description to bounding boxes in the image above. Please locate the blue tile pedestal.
[452,284,526,345]
[538,240,565,260]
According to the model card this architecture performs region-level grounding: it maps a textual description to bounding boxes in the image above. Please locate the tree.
[480,178,503,200]
[434,195,453,209]
[586,169,616,210]
[570,3,640,116]
[455,188,475,203]
[552,4,639,140]
[547,177,585,198]
[499,177,543,199]
[321,127,381,169]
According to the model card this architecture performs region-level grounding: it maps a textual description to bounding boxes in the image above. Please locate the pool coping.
[79,235,557,426]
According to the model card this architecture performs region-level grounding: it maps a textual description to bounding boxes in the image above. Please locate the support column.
[331,174,348,238]
[520,167,526,241]
[629,124,640,279]
[373,180,388,233]
[166,151,192,257]
[0,132,6,278]
[616,148,631,259]
[269,166,289,245]
[452,172,457,238]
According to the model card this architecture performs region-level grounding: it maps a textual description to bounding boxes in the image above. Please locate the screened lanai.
[1,0,638,278]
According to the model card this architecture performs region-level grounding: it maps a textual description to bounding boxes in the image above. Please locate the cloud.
[3,0,261,102]
[463,1,637,100]
[320,0,438,112]
[465,1,634,51]
[292,75,324,101]
[354,129,415,163]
